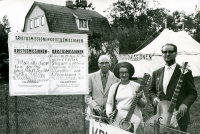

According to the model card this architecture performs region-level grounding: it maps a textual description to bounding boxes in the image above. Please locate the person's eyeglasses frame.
[99,62,109,65]
[119,71,129,75]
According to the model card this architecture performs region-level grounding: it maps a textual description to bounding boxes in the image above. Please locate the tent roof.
[135,29,200,55]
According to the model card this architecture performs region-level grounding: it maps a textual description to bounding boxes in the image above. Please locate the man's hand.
[93,105,102,115]
[179,104,188,117]
[153,97,160,106]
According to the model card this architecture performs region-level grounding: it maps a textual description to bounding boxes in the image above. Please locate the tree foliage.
[193,12,200,43]
[0,15,11,79]
[104,0,169,54]
[0,15,11,54]
[88,31,119,72]
[75,0,95,10]
[103,0,200,55]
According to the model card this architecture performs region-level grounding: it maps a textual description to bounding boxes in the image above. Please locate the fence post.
[82,95,86,134]
[15,96,19,134]
[5,87,10,134]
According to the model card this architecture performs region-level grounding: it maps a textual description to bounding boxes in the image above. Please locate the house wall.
[24,6,49,33]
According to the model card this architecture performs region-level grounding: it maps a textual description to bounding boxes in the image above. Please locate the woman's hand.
[136,91,147,108]
[108,112,115,118]
[108,109,118,119]
[136,91,143,98]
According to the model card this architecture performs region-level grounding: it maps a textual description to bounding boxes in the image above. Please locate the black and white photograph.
[0,0,199,134]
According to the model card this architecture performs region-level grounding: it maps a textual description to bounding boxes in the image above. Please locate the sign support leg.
[5,88,10,134]
[15,96,19,134]
[82,95,86,134]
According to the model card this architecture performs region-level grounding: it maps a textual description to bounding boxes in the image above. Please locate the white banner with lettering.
[8,33,88,96]
[117,54,152,61]
[90,119,132,134]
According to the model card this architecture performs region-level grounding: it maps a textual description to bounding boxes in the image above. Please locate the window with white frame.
[37,18,39,27]
[79,19,87,28]
[34,18,39,28]
[34,19,37,27]
[41,16,44,26]
[30,20,33,29]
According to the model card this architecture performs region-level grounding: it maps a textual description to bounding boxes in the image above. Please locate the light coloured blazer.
[85,70,119,115]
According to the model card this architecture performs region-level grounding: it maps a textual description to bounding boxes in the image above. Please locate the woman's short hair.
[114,62,135,79]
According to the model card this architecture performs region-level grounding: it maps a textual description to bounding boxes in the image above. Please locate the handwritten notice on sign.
[50,46,87,95]
[9,33,88,96]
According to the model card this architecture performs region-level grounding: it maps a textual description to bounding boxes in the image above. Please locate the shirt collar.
[165,63,176,70]
[100,71,109,77]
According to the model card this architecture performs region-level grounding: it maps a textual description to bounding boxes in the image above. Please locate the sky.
[0,0,199,32]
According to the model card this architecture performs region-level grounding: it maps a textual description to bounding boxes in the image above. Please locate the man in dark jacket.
[148,43,197,132]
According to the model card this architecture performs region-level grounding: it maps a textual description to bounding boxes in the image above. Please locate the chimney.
[66,0,73,8]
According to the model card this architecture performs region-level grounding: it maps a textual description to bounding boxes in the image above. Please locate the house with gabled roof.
[23,1,111,34]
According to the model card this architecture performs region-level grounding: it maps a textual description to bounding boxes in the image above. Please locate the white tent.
[118,29,200,77]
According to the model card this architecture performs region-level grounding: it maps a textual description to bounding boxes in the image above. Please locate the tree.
[193,12,200,43]
[0,15,11,80]
[166,11,200,43]
[75,0,95,10]
[0,15,11,54]
[88,31,118,72]
[104,0,168,54]
[104,0,200,54]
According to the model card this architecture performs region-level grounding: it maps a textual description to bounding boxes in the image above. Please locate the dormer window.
[79,19,87,28]
[73,14,89,31]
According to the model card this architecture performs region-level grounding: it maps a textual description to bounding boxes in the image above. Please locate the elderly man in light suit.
[85,55,119,116]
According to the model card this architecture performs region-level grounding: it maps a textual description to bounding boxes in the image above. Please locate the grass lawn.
[0,79,85,134]
[0,77,199,134]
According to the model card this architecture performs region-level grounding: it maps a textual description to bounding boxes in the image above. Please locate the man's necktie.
[102,74,107,92]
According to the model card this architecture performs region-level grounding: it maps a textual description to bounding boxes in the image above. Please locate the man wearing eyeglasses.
[85,55,119,117]
[148,43,197,132]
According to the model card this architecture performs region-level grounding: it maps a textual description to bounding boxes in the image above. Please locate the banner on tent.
[117,54,152,61]
[9,33,88,96]
[89,119,132,134]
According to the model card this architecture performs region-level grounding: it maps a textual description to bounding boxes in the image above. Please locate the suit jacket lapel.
[159,67,165,92]
[168,64,181,86]
[104,71,114,94]
[94,70,104,94]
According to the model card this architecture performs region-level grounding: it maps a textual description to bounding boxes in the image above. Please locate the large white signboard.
[9,33,88,96]
[89,119,132,134]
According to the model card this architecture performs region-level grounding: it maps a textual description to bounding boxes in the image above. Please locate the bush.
[0,60,9,80]
[0,53,9,80]
[89,51,99,73]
